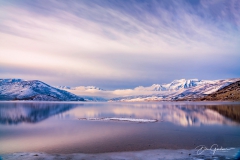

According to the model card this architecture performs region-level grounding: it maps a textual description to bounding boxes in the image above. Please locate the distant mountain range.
[134,79,213,91]
[56,85,104,91]
[0,78,239,101]
[108,78,240,101]
[0,79,84,101]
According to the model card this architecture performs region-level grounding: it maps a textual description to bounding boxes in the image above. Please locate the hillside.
[0,79,84,101]
[201,81,240,101]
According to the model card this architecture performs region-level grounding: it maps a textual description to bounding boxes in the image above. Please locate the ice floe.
[78,117,158,122]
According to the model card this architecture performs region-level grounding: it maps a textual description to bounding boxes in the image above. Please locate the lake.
[0,101,240,156]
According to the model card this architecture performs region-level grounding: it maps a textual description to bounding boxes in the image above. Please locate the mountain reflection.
[155,105,239,126]
[0,102,81,125]
[147,104,240,126]
[206,105,240,123]
[0,102,239,126]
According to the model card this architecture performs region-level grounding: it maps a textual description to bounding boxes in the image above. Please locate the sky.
[0,0,240,89]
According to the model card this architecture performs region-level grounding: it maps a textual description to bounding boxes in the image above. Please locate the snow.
[54,78,240,100]
[2,148,239,160]
[110,78,240,101]
[79,117,158,122]
[2,78,240,101]
[135,79,219,92]
[0,79,84,101]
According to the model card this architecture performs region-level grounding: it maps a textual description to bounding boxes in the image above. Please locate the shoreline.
[1,148,240,160]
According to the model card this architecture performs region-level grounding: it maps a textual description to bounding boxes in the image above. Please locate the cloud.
[0,0,239,89]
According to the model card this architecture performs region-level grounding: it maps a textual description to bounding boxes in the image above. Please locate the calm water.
[0,101,240,154]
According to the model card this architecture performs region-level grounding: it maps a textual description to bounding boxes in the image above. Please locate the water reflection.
[0,102,81,124]
[1,102,240,154]
[60,103,239,126]
[0,102,239,126]
[207,105,240,123]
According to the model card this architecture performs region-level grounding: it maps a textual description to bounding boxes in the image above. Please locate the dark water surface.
[0,101,240,154]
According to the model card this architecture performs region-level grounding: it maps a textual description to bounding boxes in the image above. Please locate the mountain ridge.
[200,80,240,101]
[0,79,84,101]
[108,78,240,101]
[1,78,239,101]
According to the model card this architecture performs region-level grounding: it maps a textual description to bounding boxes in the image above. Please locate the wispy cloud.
[0,0,239,88]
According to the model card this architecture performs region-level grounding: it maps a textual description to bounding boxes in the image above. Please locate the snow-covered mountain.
[53,78,240,101]
[109,78,240,101]
[201,80,240,101]
[0,79,84,101]
[134,79,215,91]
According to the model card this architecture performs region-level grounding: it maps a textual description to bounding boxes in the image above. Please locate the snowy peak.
[135,84,166,91]
[163,79,202,90]
[150,84,165,91]
[135,79,208,91]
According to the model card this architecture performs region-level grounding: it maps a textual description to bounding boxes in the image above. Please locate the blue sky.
[0,0,239,89]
